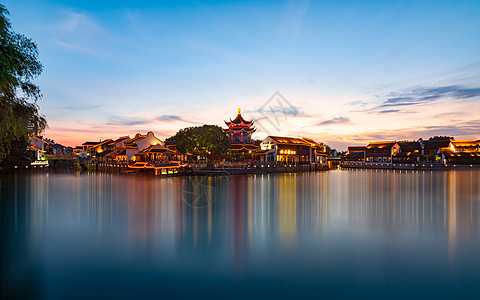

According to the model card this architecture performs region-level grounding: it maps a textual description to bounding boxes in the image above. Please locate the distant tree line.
[0,4,47,170]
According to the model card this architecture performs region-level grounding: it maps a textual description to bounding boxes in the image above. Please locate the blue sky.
[4,0,480,149]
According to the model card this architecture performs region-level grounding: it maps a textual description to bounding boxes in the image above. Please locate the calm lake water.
[1,169,480,299]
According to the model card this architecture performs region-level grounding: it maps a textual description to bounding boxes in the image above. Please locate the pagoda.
[223,108,259,158]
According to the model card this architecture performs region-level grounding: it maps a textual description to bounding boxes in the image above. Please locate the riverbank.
[25,159,330,176]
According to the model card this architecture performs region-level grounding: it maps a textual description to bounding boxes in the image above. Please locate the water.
[1,169,480,299]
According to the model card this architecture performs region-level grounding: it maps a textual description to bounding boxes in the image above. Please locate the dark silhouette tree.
[0,4,47,170]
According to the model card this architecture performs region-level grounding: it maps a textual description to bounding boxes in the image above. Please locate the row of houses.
[70,109,329,168]
[343,138,480,165]
[75,131,182,164]
[73,132,328,166]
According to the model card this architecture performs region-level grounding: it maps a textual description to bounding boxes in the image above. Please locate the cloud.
[345,100,368,107]
[56,104,104,111]
[301,77,315,85]
[50,10,106,56]
[378,85,480,108]
[318,116,350,125]
[106,116,151,126]
[155,115,183,121]
[377,109,400,114]
[256,106,302,116]
[279,0,310,56]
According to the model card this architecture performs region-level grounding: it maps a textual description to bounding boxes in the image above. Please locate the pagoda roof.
[223,126,256,133]
[224,108,254,127]
[228,143,260,152]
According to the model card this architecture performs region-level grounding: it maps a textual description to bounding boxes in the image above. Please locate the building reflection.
[3,169,476,269]
[277,174,297,248]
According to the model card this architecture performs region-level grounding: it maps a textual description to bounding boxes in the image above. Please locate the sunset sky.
[4,0,480,150]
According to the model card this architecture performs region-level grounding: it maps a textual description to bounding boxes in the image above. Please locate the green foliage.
[166,125,230,157]
[428,136,454,141]
[0,4,47,170]
[252,139,262,146]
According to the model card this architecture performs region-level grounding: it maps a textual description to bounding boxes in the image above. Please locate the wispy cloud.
[50,10,106,56]
[106,116,151,126]
[56,104,104,111]
[377,109,400,114]
[345,100,368,107]
[318,116,350,125]
[155,115,183,121]
[279,0,310,56]
[379,85,480,108]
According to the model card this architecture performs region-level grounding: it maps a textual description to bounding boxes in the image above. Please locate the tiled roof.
[398,141,422,152]
[268,136,310,145]
[422,139,451,150]
[109,136,130,145]
[344,152,364,158]
[450,140,480,147]
[348,146,366,152]
[223,126,256,133]
[366,141,397,149]
[138,143,177,154]
[88,139,113,149]
[224,111,254,127]
[302,137,323,147]
[229,143,259,151]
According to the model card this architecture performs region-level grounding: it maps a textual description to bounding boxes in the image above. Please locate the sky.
[3,0,480,150]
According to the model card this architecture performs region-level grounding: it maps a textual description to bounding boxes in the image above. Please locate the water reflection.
[1,169,480,299]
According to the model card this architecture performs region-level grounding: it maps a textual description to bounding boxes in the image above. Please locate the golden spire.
[238,108,241,114]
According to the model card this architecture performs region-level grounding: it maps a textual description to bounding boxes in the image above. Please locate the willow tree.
[0,4,47,169]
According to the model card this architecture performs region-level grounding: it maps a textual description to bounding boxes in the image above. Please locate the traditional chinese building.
[256,136,327,165]
[343,146,366,162]
[438,140,480,165]
[223,108,259,160]
[365,141,400,164]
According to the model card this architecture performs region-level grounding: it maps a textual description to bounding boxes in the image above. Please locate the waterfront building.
[256,136,327,165]
[29,135,49,161]
[123,132,164,162]
[421,138,451,160]
[393,140,423,163]
[81,141,98,151]
[438,140,480,165]
[132,144,183,163]
[343,146,366,162]
[223,108,259,161]
[365,142,400,163]
[86,139,114,158]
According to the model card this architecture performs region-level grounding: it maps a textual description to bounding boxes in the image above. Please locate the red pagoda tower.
[223,108,259,158]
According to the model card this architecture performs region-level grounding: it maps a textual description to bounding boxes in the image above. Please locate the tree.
[428,136,454,141]
[0,4,47,170]
[166,125,230,159]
